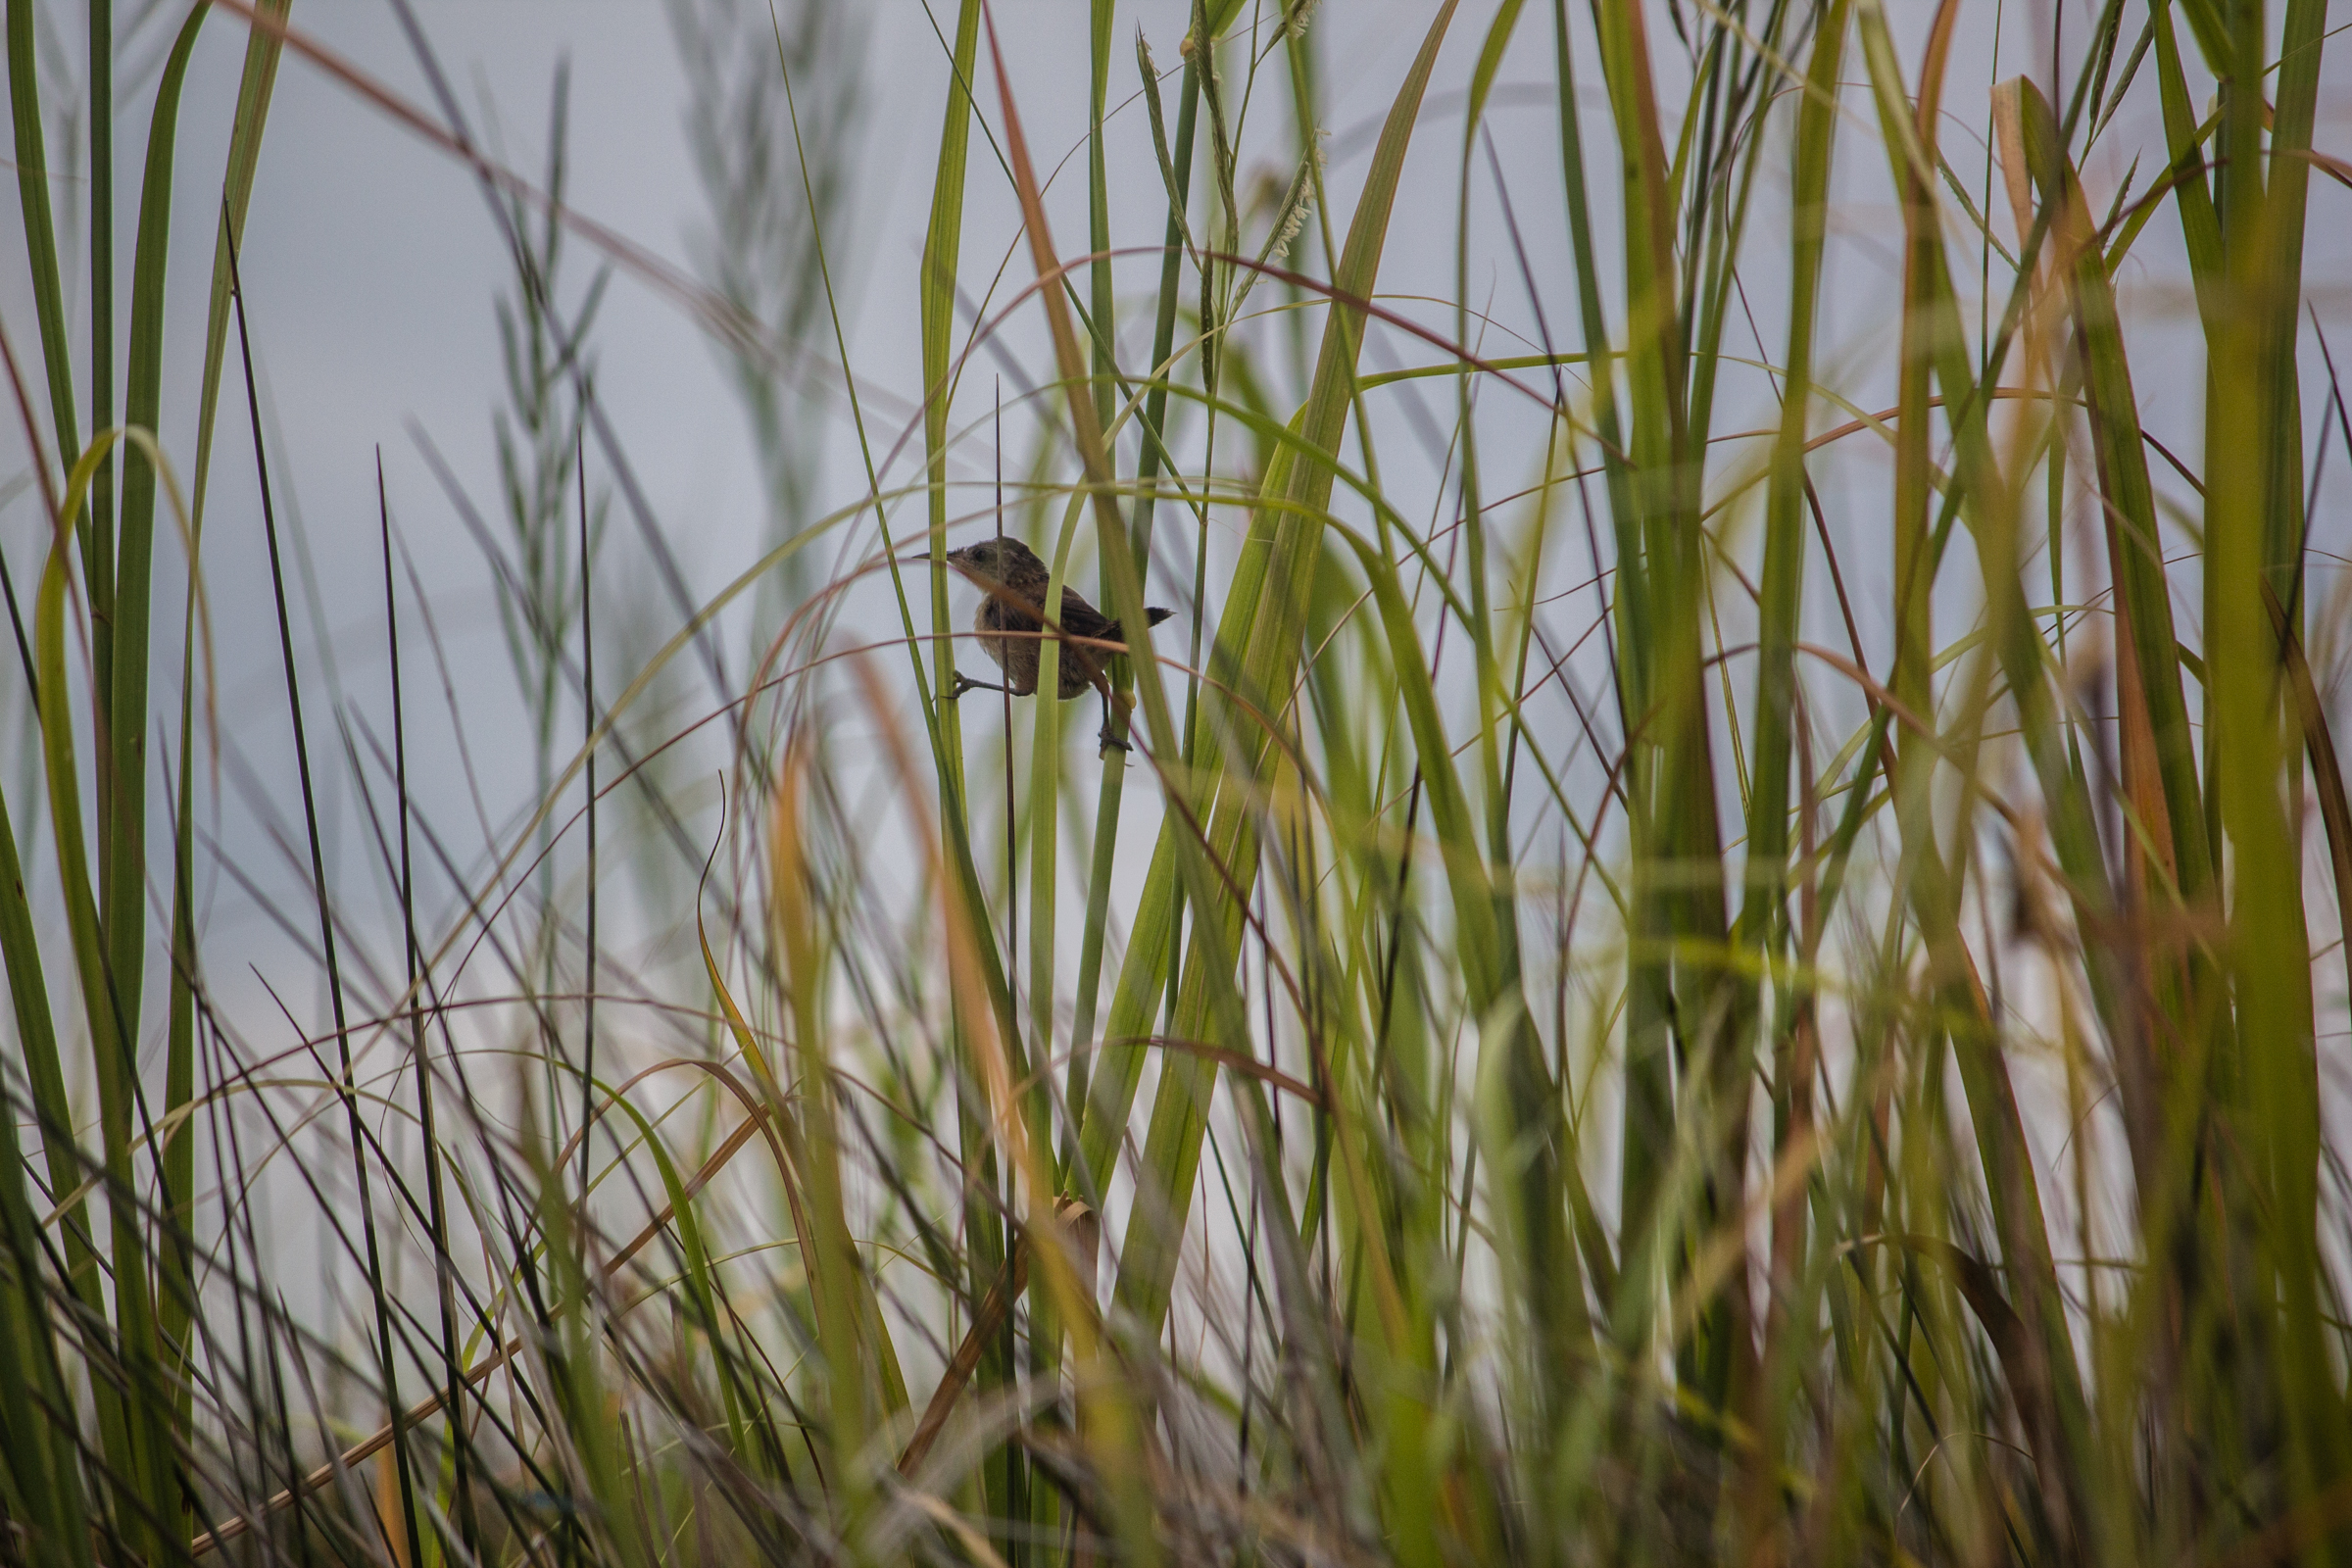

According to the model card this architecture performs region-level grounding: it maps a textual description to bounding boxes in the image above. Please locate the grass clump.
[3,1,2350,1564]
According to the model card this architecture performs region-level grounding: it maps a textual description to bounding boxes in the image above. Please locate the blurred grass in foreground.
[4,0,2351,1563]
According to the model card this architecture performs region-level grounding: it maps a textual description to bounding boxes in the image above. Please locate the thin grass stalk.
[1065,41,1200,1186]
[188,0,291,533]
[0,330,148,1566]
[2260,0,2327,609]
[1447,4,1597,1513]
[32,427,176,1567]
[1063,0,1223,1239]
[577,435,597,1208]
[106,4,209,1087]
[159,480,197,1452]
[1107,2,1461,1344]
[1670,0,1794,1428]
[380,454,481,1567]
[0,641,91,1568]
[767,740,879,1531]
[5,0,81,505]
[1457,0,1525,875]
[1740,3,1848,1547]
[1072,34,1331,1208]
[132,24,222,1509]
[978,24,1172,1561]
[227,223,425,1568]
[1018,501,1083,1562]
[2203,0,2338,1514]
[1561,0,1666,1369]
[520,1107,642,1568]
[1590,0,1744,1434]
[2007,83,2206,896]
[851,653,1146,1568]
[1018,8,1125,1550]
[919,0,983,744]
[87,0,112,845]
[1858,13,2102,1548]
[778,0,1032,1516]
[907,8,1028,1527]
[1998,105,2217,1498]
[1679,3,1784,461]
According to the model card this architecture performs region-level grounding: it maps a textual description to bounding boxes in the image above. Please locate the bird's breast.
[974,594,1044,694]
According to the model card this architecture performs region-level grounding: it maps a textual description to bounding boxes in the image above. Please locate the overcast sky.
[2,0,2347,1062]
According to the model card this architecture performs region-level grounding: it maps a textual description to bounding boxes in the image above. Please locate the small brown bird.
[943,535,1172,750]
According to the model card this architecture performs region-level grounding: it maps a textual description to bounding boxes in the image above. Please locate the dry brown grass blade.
[2283,147,2352,193]
[897,1250,1027,1478]
[895,1206,1099,1495]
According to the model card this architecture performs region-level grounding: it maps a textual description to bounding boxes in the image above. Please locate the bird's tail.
[1105,608,1177,640]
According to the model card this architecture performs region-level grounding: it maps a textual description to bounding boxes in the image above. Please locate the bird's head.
[945,535,1048,591]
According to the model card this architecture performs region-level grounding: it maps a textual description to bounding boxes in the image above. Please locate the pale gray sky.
[2,0,2347,1067]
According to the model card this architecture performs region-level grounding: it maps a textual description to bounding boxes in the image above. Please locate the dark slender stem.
[1000,382,1016,1004]
[380,448,478,1560]
[226,218,423,1568]
[88,0,113,665]
[0,544,38,706]
[578,426,597,1203]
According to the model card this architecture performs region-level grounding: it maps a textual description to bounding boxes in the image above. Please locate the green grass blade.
[2198,0,2339,1503]
[907,0,1031,1528]
[104,0,210,1141]
[87,0,113,758]
[1857,13,2100,1546]
[0,1081,94,1568]
[2007,78,2207,896]
[1066,41,1200,1168]
[4,0,80,480]
[0,774,92,1287]
[1110,0,1461,1337]
[190,0,294,533]
[1739,0,1848,1526]
[921,0,982,763]
[33,430,178,1568]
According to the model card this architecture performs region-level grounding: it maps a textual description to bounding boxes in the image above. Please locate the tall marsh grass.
[3,0,2350,1563]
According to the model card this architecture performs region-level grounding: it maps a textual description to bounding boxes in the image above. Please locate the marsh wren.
[942,535,1172,751]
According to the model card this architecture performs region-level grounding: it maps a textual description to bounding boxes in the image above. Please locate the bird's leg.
[945,671,1007,702]
[1093,675,1136,754]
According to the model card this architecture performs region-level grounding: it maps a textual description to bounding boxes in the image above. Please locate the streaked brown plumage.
[943,536,1172,746]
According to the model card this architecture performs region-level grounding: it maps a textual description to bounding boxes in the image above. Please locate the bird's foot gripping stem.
[1096,690,1137,755]
[945,671,1006,702]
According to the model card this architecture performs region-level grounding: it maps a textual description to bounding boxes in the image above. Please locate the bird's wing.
[1056,587,1117,643]
[981,589,1043,631]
